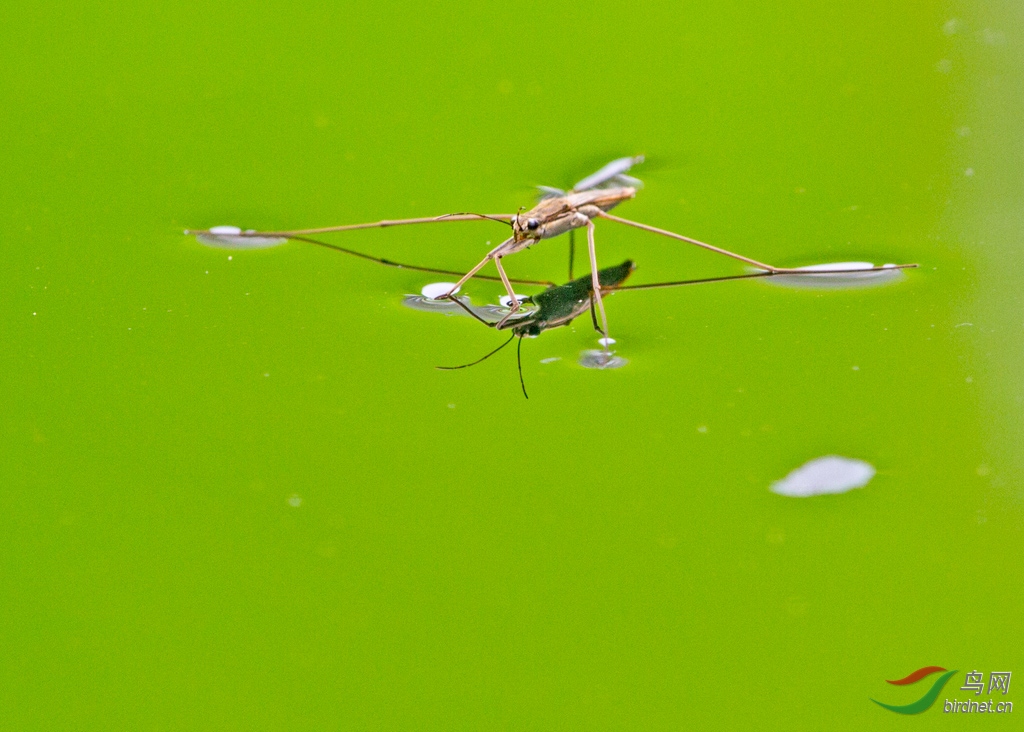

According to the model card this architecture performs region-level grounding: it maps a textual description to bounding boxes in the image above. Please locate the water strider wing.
[536,185,566,200]
[571,155,645,192]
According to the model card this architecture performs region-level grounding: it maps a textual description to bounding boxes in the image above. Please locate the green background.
[2,0,1021,728]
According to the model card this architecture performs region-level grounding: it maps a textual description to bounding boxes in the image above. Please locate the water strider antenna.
[436,333,516,371]
[435,212,512,227]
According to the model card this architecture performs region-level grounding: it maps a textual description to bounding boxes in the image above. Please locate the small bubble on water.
[287,494,303,507]
[965,167,975,177]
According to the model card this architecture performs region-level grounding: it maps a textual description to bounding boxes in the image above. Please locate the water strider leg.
[187,213,515,238]
[585,220,612,353]
[597,213,918,275]
[439,237,515,301]
[588,294,605,335]
[568,230,576,281]
[598,211,802,272]
[493,256,525,329]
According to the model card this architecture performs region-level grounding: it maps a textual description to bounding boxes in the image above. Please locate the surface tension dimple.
[195,226,288,250]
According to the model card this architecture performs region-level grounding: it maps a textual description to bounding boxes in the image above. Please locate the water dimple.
[765,262,906,290]
[579,349,628,370]
[499,294,533,308]
[403,294,474,314]
[403,294,535,323]
[420,282,459,299]
[770,456,875,497]
[195,226,288,250]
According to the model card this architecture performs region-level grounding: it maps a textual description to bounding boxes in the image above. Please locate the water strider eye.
[526,218,539,231]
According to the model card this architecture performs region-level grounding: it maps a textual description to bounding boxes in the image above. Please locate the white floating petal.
[770,456,876,497]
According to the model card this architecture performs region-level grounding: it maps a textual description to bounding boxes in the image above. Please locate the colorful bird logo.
[872,666,958,714]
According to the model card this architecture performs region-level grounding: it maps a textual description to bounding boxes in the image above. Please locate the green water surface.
[2,1,1022,729]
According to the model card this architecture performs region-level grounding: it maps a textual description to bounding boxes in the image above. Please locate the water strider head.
[510,201,567,243]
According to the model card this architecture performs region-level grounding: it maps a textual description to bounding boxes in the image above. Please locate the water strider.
[191,225,913,398]
[187,156,917,355]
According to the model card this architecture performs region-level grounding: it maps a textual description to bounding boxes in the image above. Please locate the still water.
[2,0,1021,728]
